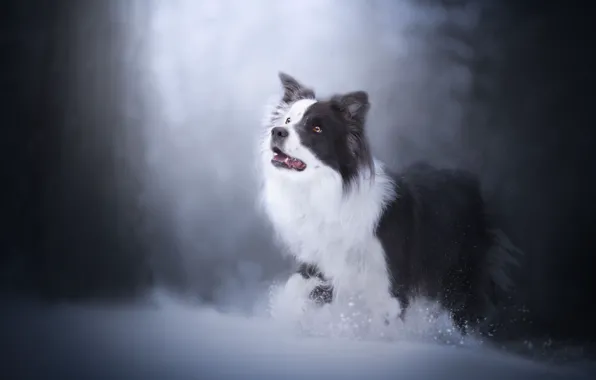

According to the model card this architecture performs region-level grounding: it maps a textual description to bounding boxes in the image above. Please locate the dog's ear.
[332,91,373,173]
[331,91,370,128]
[278,72,315,103]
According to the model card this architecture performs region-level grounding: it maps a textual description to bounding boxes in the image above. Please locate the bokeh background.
[2,0,595,348]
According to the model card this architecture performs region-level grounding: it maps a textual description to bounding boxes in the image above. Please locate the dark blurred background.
[1,0,595,347]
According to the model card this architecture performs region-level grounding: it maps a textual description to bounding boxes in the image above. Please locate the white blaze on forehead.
[285,99,317,124]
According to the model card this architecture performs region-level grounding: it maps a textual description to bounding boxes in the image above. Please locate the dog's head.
[261,72,374,188]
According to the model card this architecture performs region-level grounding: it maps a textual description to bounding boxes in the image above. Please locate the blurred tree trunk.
[1,0,155,301]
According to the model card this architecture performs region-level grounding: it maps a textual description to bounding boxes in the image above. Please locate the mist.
[2,0,596,377]
[138,0,495,307]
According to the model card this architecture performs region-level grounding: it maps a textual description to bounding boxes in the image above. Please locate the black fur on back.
[376,162,492,330]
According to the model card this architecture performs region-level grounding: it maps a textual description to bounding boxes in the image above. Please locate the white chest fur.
[262,163,397,298]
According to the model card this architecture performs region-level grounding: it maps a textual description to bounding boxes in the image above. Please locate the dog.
[259,72,522,333]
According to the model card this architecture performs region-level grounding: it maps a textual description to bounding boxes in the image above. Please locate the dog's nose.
[271,127,289,139]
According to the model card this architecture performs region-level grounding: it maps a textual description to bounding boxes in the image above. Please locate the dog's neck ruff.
[261,160,396,292]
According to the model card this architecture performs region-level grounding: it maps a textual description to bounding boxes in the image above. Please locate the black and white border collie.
[260,72,522,333]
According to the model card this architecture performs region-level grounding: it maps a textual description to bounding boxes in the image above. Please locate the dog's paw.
[310,284,333,305]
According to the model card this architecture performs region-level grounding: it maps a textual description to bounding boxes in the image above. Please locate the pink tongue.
[288,158,305,170]
[273,153,305,169]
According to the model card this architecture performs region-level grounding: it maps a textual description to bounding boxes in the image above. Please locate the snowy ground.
[2,291,594,380]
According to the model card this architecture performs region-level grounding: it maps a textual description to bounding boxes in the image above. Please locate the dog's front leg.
[361,273,402,326]
[269,266,328,322]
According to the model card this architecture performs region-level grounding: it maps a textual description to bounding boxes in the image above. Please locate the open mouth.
[271,147,307,171]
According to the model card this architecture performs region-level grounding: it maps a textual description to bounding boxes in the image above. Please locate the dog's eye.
[285,117,291,124]
[313,126,322,133]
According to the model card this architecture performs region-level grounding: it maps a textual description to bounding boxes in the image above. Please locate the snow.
[2,293,592,380]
